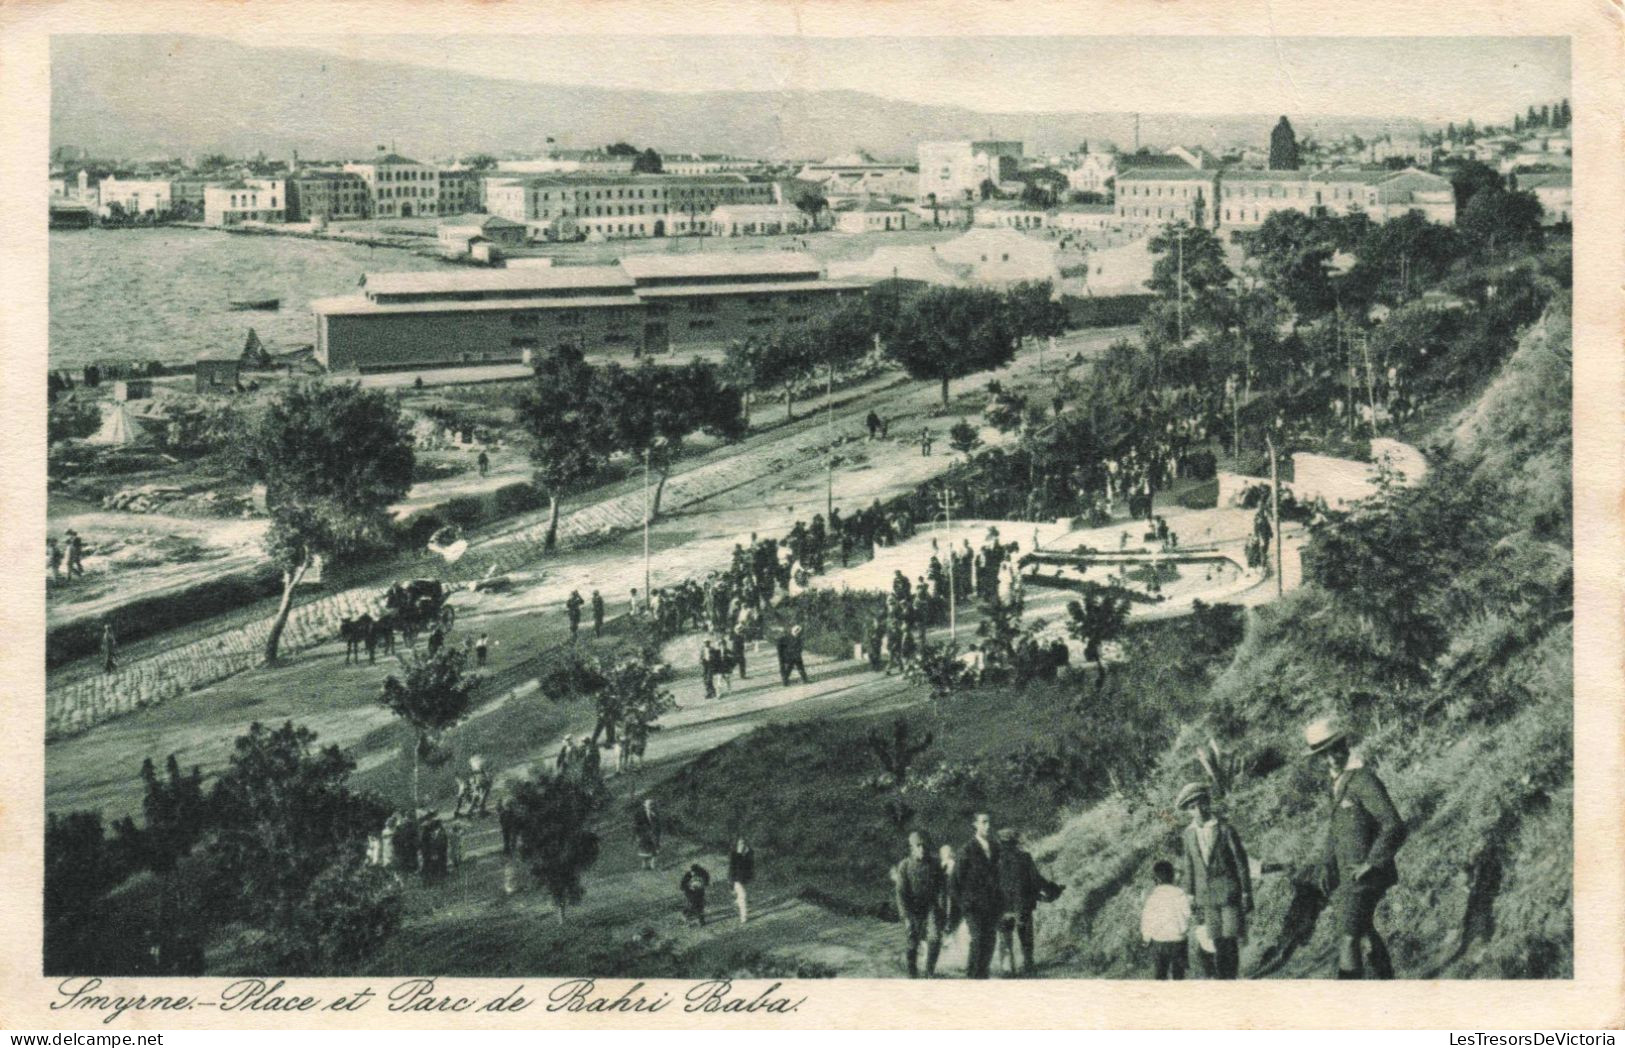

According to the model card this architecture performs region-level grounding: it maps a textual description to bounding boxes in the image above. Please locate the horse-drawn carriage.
[381,578,456,642]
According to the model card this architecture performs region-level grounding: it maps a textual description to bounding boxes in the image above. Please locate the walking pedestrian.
[633,798,662,870]
[476,450,490,478]
[730,624,748,679]
[728,839,755,925]
[1141,859,1192,979]
[66,529,85,577]
[995,828,1062,976]
[591,590,606,637]
[700,639,718,698]
[680,863,711,926]
[565,590,584,640]
[474,631,489,667]
[497,795,517,856]
[920,428,933,456]
[776,625,808,686]
[954,812,1003,979]
[1306,717,1407,980]
[894,830,945,978]
[100,622,118,674]
[866,410,882,440]
[48,537,63,581]
[1176,782,1252,980]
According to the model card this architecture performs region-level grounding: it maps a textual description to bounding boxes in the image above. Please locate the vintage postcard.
[1,0,1620,1031]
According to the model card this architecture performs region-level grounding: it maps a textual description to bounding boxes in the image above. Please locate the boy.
[1140,860,1192,980]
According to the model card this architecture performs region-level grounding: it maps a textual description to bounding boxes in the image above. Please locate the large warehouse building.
[311,253,866,372]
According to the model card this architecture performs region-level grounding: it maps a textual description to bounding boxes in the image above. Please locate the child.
[680,863,711,926]
[1140,859,1192,980]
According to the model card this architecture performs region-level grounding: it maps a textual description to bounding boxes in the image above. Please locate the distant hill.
[51,35,1428,162]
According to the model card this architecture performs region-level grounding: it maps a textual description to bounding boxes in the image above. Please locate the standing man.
[776,625,808,686]
[1306,717,1407,980]
[476,450,490,478]
[565,590,584,642]
[700,639,718,699]
[995,828,1062,976]
[730,623,748,680]
[100,621,118,674]
[66,529,86,577]
[920,428,934,457]
[954,812,1003,979]
[893,830,945,978]
[591,589,606,637]
[728,838,755,925]
[1176,782,1253,980]
[633,798,662,871]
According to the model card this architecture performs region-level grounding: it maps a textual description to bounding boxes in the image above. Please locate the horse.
[340,614,374,664]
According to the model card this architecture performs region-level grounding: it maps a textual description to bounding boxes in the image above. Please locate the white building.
[495,152,637,175]
[916,141,1023,207]
[973,200,1048,230]
[1048,204,1117,232]
[798,153,916,203]
[1516,172,1572,225]
[662,154,762,175]
[710,202,816,236]
[203,179,285,226]
[343,154,440,218]
[96,177,172,219]
[833,204,914,234]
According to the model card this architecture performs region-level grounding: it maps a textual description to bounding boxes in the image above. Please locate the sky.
[268,35,1570,121]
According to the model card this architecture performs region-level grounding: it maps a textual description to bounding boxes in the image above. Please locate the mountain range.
[52,35,1430,163]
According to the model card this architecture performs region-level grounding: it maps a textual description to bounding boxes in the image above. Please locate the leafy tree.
[379,648,479,809]
[461,153,498,171]
[887,285,1019,408]
[1065,588,1131,665]
[1147,221,1234,336]
[597,358,746,520]
[45,812,142,974]
[517,346,613,551]
[604,142,640,157]
[202,721,397,972]
[1450,159,1505,213]
[242,383,414,663]
[1243,210,1338,320]
[948,418,982,456]
[1269,116,1300,171]
[632,148,663,174]
[1003,279,1069,350]
[752,329,817,421]
[1458,189,1545,262]
[511,767,605,922]
[282,859,405,974]
[983,381,1028,434]
[794,191,828,217]
[720,338,762,426]
[1344,211,1460,306]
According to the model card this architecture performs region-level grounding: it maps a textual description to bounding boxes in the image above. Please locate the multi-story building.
[311,252,865,372]
[203,179,286,226]
[495,151,637,175]
[797,153,917,203]
[343,154,439,218]
[285,171,370,221]
[710,203,816,236]
[1218,168,1455,229]
[1048,203,1116,233]
[485,173,777,239]
[916,141,1024,206]
[95,177,173,219]
[1114,168,1219,226]
[436,168,481,216]
[1067,151,1192,197]
[661,154,762,175]
[1515,172,1572,225]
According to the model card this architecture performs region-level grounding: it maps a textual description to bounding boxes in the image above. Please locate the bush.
[1184,449,1218,481]
[440,496,487,530]
[493,482,544,517]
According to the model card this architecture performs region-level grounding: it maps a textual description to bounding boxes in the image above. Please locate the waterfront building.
[343,154,439,218]
[311,252,865,372]
[916,141,1024,206]
[96,177,173,219]
[484,173,776,240]
[203,179,286,226]
[285,171,370,221]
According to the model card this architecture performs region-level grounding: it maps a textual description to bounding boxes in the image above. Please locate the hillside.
[1033,299,1574,979]
[51,36,1427,160]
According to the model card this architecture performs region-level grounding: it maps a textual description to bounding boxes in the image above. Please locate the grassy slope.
[1036,298,1575,979]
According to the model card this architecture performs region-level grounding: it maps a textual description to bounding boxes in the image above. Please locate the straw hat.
[1304,716,1348,756]
[1174,782,1211,810]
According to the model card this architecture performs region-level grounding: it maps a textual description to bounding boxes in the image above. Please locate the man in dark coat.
[701,639,718,698]
[565,590,584,640]
[893,830,945,978]
[591,590,606,636]
[1176,782,1253,979]
[776,625,808,686]
[730,624,748,680]
[953,812,1003,979]
[728,839,756,925]
[995,828,1063,976]
[1307,717,1407,979]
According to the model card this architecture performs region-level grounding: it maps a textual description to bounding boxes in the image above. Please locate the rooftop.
[313,293,637,317]
[361,266,633,297]
[502,173,754,190]
[619,252,823,281]
[633,278,867,298]
[1116,168,1217,182]
[1116,154,1198,170]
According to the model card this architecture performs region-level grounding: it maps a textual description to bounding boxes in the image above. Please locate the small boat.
[228,297,280,311]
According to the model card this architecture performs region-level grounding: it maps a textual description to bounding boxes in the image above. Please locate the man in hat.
[953,812,1004,979]
[777,625,808,686]
[565,590,584,641]
[995,828,1063,976]
[591,589,606,637]
[1176,781,1253,980]
[1305,717,1407,980]
[893,830,945,978]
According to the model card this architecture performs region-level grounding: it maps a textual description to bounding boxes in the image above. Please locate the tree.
[1065,588,1131,667]
[887,285,1020,408]
[753,329,817,421]
[379,648,479,809]
[1450,159,1505,213]
[1243,210,1338,320]
[243,383,414,664]
[948,418,982,456]
[517,346,613,551]
[1458,188,1545,261]
[1268,116,1300,171]
[511,768,605,921]
[1345,211,1460,305]
[1003,279,1069,350]
[1147,221,1234,337]
[598,359,747,520]
[604,142,640,157]
[203,722,398,972]
[793,190,828,217]
[45,812,142,974]
[597,654,676,747]
[1539,104,1550,128]
[632,148,663,174]
[867,718,934,828]
[461,153,498,171]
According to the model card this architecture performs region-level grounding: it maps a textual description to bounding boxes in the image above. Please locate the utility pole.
[1176,226,1186,344]
[1358,331,1379,436]
[642,446,652,611]
[937,486,959,644]
[825,363,835,521]
[1265,433,1283,597]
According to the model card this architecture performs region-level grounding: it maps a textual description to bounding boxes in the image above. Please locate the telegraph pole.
[825,363,835,521]
[1176,225,1186,343]
[937,486,959,643]
[1358,332,1379,435]
[1265,433,1283,597]
[642,446,652,610]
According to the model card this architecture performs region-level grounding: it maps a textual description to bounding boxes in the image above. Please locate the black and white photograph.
[6,1,1621,1029]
